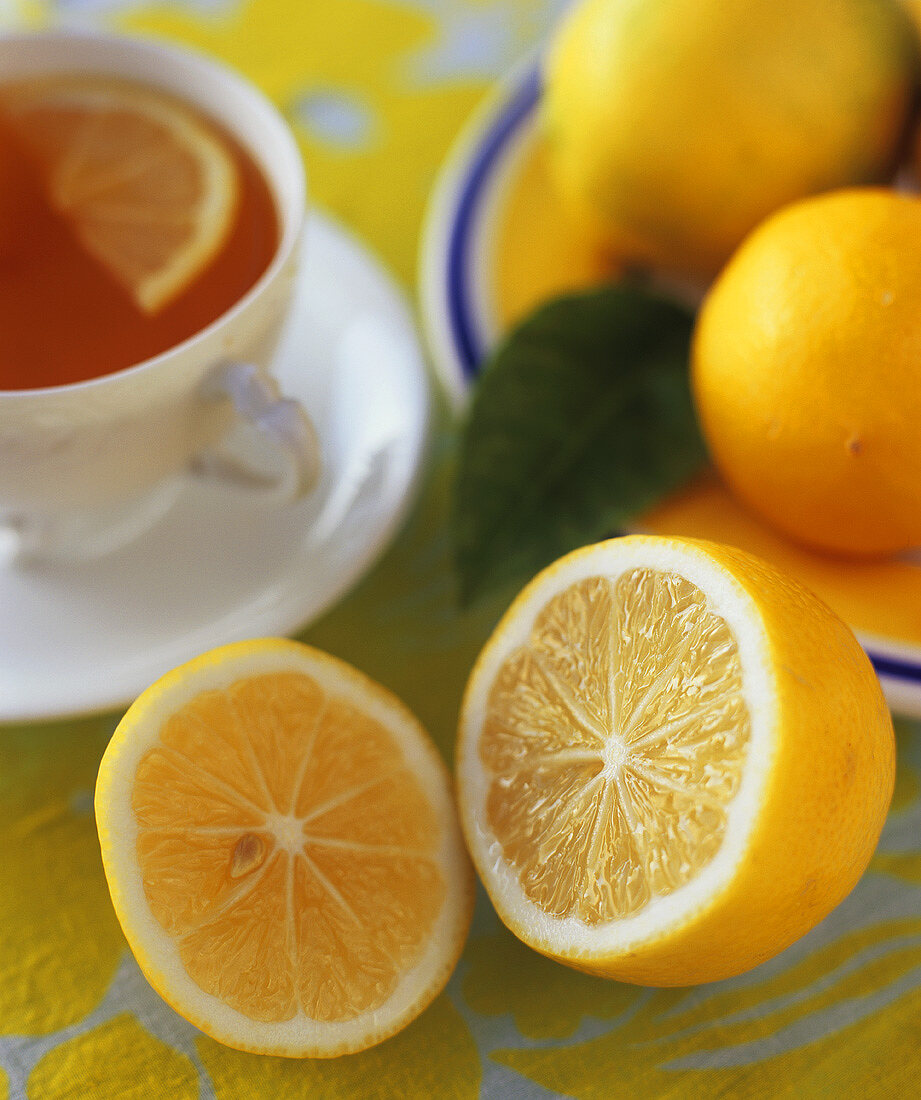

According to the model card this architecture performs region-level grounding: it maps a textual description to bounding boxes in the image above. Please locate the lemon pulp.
[132,671,445,1024]
[481,568,752,923]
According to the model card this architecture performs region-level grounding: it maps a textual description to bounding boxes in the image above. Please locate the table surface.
[3,1,921,1097]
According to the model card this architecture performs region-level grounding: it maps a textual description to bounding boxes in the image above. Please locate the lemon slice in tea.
[1,75,239,313]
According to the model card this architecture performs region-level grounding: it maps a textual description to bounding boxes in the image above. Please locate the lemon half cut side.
[96,639,475,1057]
[457,536,894,985]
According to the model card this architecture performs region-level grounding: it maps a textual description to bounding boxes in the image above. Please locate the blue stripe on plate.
[440,63,921,694]
[869,652,921,685]
[446,66,542,378]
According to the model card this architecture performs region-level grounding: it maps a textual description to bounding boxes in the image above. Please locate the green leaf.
[453,284,706,606]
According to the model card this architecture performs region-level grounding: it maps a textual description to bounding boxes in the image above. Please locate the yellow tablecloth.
[4,1,921,1096]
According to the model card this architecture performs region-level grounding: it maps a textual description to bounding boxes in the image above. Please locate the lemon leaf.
[453,284,706,605]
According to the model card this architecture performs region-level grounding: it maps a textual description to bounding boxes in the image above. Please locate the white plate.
[0,212,429,723]
[418,60,921,717]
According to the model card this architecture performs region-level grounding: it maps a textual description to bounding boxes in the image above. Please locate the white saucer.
[0,212,429,724]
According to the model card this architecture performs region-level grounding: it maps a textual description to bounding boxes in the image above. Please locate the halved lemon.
[95,639,474,1057]
[457,536,894,985]
[1,75,239,313]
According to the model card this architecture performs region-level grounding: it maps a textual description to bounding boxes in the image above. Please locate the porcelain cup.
[0,30,319,561]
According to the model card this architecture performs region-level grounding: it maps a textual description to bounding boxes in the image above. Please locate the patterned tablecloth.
[4,1,921,1096]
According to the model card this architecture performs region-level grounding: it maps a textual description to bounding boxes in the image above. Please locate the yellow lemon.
[457,536,893,985]
[694,188,921,557]
[545,0,918,278]
[95,639,474,1057]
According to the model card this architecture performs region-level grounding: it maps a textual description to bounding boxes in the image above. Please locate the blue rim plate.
[418,59,921,717]
[419,59,542,408]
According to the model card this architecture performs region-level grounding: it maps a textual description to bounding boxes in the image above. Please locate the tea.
[0,74,279,391]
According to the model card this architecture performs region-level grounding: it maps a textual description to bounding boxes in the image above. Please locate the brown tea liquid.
[0,87,279,391]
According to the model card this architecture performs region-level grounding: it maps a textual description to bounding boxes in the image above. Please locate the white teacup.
[0,30,320,561]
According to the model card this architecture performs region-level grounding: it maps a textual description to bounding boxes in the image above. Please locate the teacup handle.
[195,362,321,502]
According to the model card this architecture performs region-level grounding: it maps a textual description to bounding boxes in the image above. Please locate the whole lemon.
[545,0,919,278]
[693,188,921,557]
